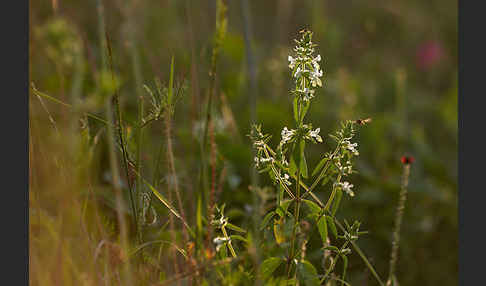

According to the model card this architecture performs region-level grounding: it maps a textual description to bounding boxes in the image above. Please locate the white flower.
[297,87,315,101]
[310,67,323,87]
[308,128,323,143]
[282,173,292,186]
[213,236,230,244]
[294,67,302,78]
[288,55,297,69]
[253,140,265,148]
[294,67,309,79]
[254,156,273,168]
[342,160,353,175]
[213,236,231,251]
[341,182,354,196]
[336,181,354,197]
[260,157,274,164]
[278,149,289,166]
[273,169,292,187]
[311,55,321,72]
[281,127,296,145]
[342,140,359,156]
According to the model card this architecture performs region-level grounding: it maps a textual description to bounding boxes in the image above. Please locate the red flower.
[401,156,415,165]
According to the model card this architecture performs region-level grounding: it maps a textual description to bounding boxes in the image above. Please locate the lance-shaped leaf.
[312,157,328,177]
[260,211,276,230]
[298,260,320,286]
[317,215,328,245]
[326,215,338,239]
[260,257,284,280]
[226,222,246,233]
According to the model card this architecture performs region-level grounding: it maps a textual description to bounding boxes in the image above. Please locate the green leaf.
[269,168,277,183]
[298,140,305,162]
[312,157,328,177]
[260,211,276,230]
[331,189,343,216]
[226,222,246,233]
[273,218,285,245]
[300,153,308,178]
[298,260,320,286]
[230,235,248,243]
[289,140,307,179]
[323,245,339,252]
[31,83,72,108]
[289,155,297,177]
[277,278,297,286]
[260,257,284,280]
[301,100,311,122]
[321,175,332,187]
[326,216,338,238]
[276,199,294,218]
[258,166,272,173]
[293,96,299,123]
[317,215,328,245]
[302,199,320,215]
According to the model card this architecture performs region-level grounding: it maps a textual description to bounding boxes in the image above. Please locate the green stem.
[221,226,236,258]
[262,147,295,200]
[302,142,342,200]
[332,216,385,286]
[320,241,349,283]
[136,96,144,243]
[324,174,342,211]
[287,94,303,280]
[387,164,411,284]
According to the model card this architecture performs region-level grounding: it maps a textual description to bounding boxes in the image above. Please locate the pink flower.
[416,40,444,70]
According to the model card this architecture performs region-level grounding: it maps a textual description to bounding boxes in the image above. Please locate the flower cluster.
[288,30,323,101]
[254,156,274,168]
[279,124,322,147]
[281,127,296,145]
[335,181,355,197]
[275,168,292,186]
[249,125,292,187]
[302,124,323,143]
[335,160,354,176]
[342,140,359,156]
[327,121,361,195]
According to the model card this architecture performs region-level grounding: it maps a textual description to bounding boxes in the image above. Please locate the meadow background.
[29,0,457,285]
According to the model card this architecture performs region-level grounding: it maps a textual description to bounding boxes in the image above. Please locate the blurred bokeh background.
[29,0,457,285]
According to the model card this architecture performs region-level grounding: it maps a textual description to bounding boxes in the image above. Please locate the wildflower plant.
[210,204,247,258]
[250,30,382,285]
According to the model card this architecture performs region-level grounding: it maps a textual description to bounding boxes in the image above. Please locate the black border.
[1,0,28,284]
[459,1,483,285]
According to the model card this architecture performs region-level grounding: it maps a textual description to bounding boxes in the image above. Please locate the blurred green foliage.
[30,0,456,285]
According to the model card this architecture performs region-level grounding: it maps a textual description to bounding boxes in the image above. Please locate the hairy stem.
[387,164,411,285]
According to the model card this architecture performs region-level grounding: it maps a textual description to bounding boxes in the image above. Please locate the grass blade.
[134,170,195,239]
